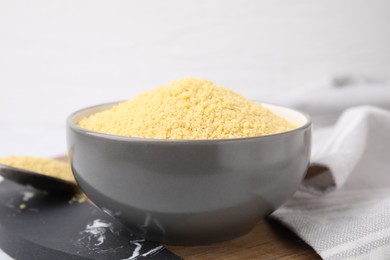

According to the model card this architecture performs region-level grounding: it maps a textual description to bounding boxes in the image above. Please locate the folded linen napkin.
[272,76,390,260]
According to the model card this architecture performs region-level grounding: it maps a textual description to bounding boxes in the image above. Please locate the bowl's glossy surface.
[66,102,311,245]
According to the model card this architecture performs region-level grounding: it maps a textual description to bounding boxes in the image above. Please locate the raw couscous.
[77,78,296,139]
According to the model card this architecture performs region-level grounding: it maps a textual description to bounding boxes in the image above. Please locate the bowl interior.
[263,103,308,127]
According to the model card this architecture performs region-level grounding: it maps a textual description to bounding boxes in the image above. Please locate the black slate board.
[0,179,182,260]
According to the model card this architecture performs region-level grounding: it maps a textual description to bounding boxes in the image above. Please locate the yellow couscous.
[78,78,296,139]
[0,156,76,184]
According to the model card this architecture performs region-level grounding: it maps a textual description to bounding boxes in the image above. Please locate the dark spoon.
[0,163,78,196]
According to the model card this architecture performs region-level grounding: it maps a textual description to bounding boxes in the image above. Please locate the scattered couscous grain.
[68,193,86,204]
[0,156,76,184]
[78,78,296,139]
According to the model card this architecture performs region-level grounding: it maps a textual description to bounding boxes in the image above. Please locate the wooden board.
[167,219,320,259]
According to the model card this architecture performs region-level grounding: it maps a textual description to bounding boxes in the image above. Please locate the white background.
[1,0,390,158]
[0,1,389,258]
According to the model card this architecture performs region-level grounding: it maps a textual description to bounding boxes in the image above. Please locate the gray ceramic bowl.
[66,102,311,245]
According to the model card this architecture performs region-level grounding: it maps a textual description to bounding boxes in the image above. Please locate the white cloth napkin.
[271,76,390,260]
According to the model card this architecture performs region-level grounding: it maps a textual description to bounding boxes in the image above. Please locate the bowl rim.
[67,101,312,143]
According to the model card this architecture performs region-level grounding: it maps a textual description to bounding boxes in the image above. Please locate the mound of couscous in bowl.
[77,78,296,139]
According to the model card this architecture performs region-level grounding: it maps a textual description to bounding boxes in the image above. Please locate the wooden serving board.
[167,219,320,259]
